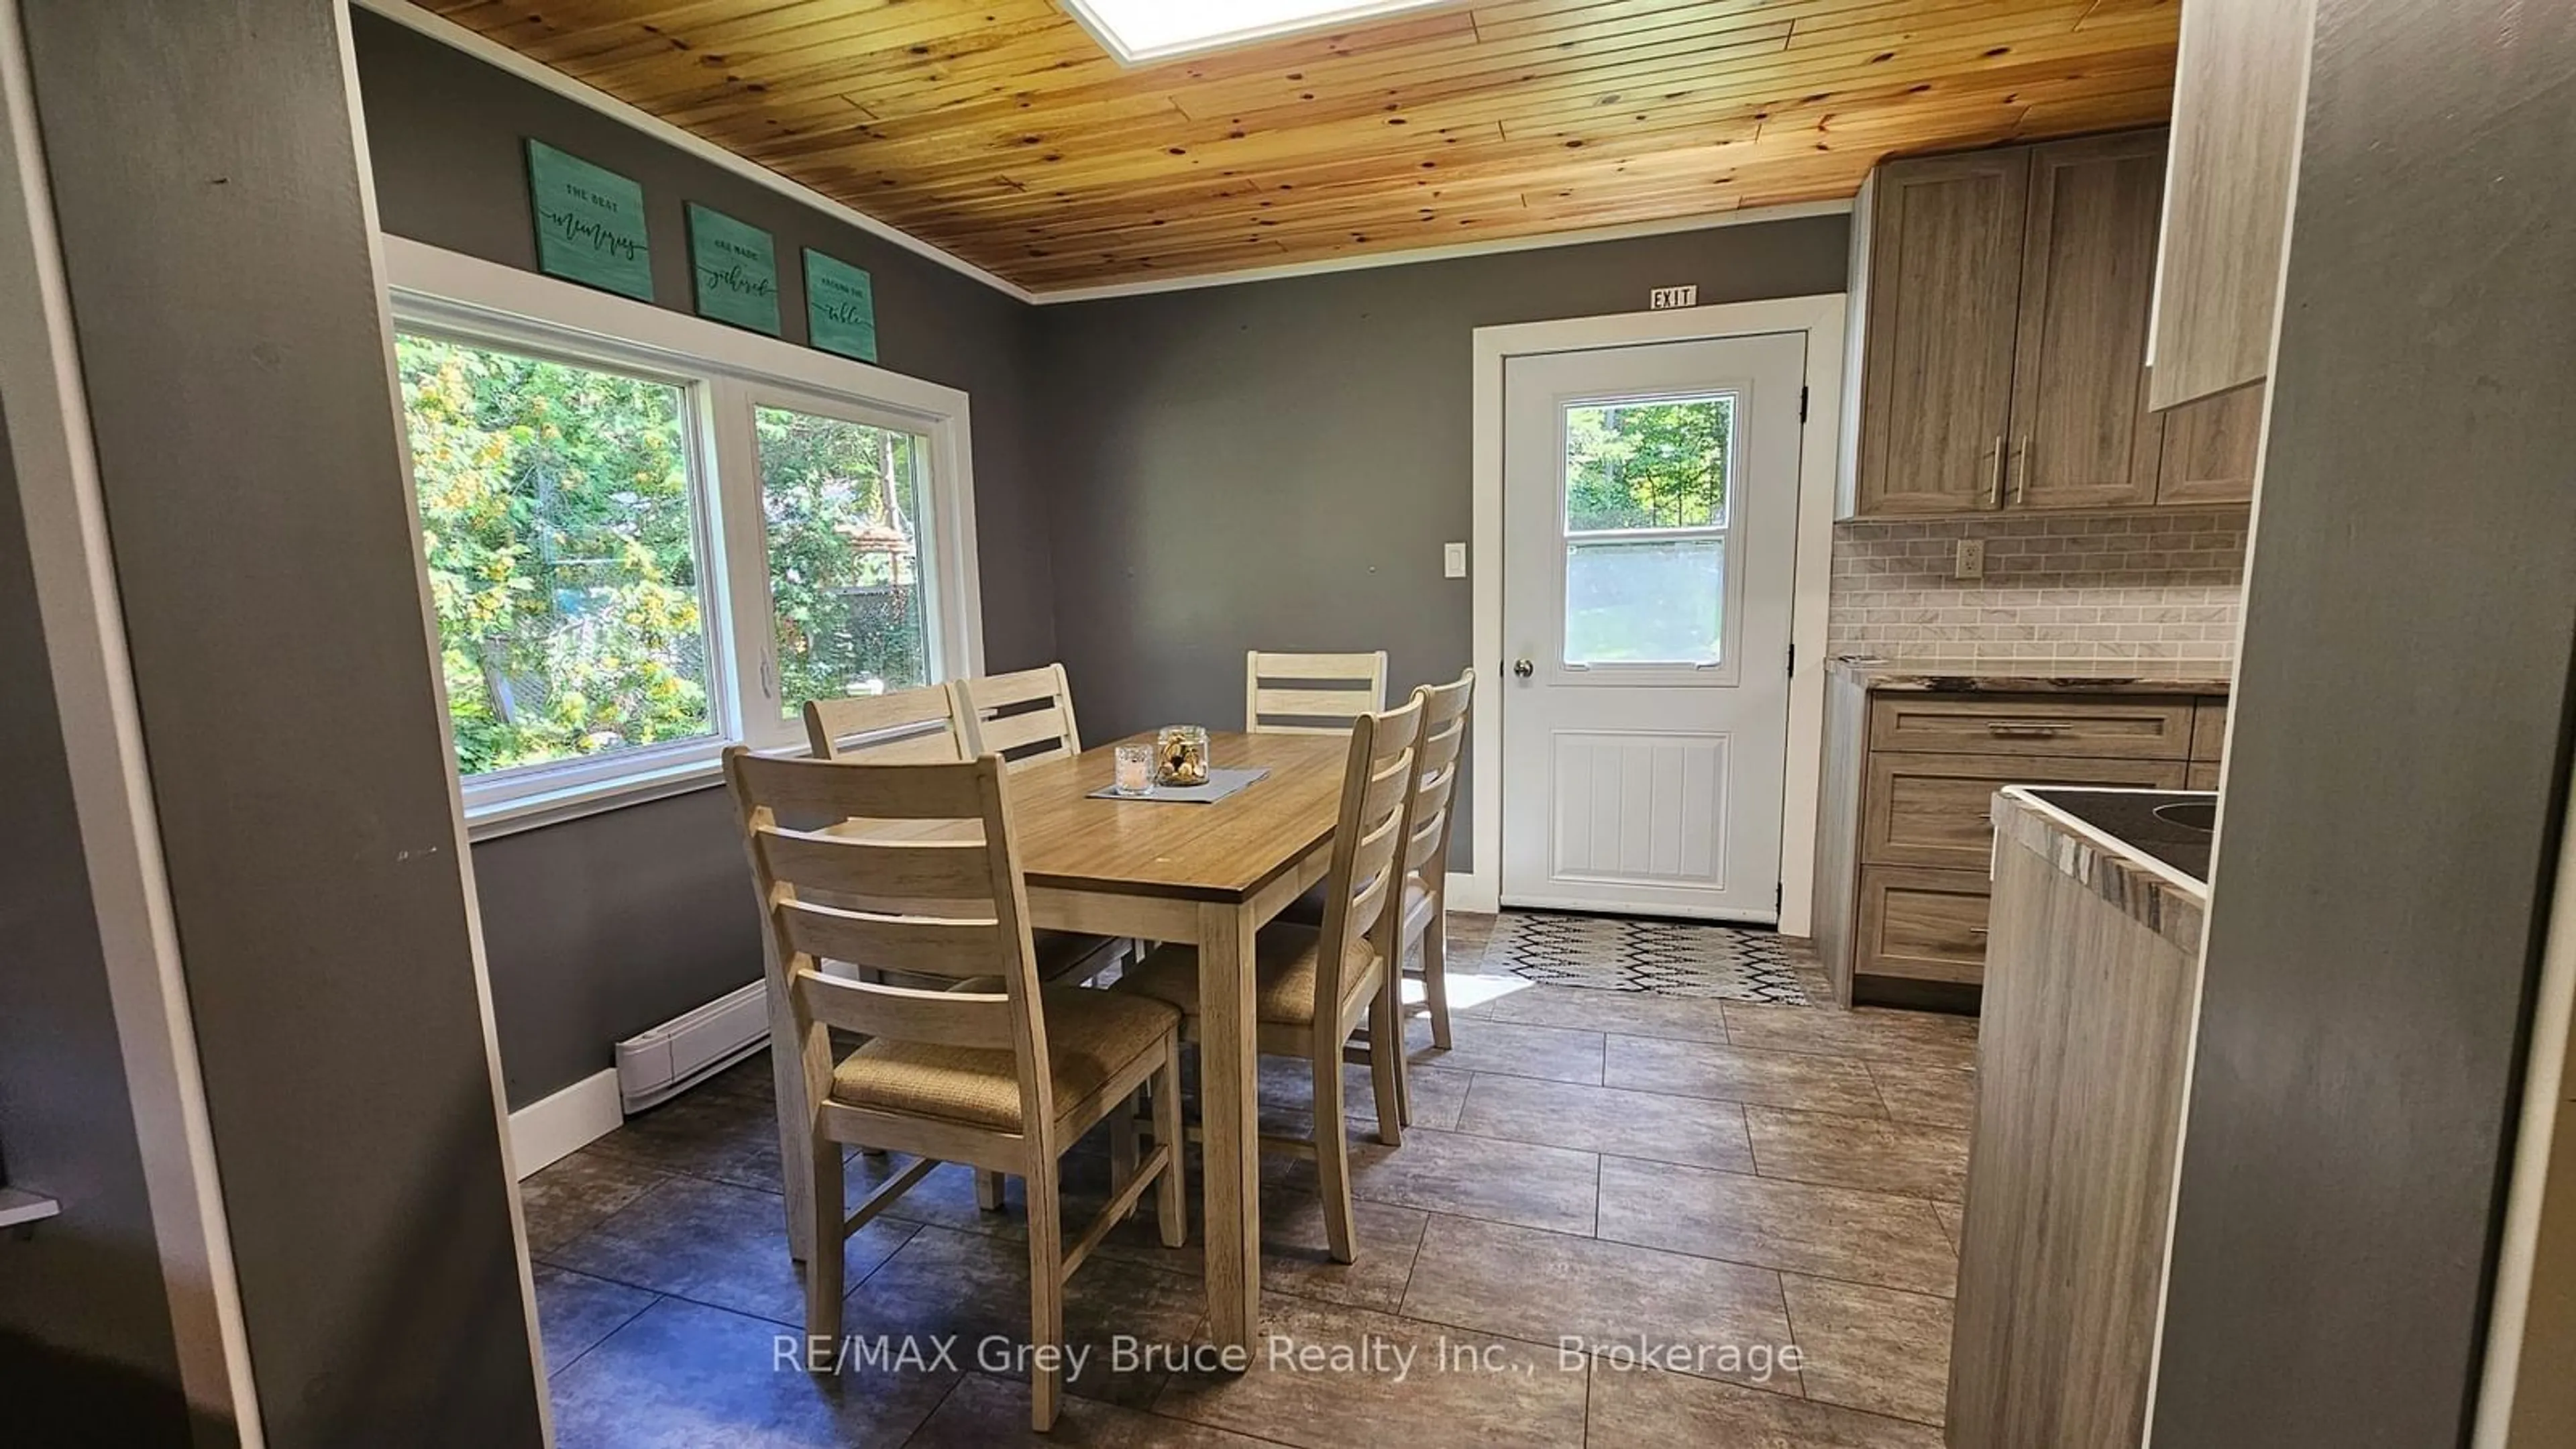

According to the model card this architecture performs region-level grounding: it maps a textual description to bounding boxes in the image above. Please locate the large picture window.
[385,239,981,837]
[397,337,715,775]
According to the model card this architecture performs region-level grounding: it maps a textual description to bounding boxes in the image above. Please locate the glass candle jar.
[1154,725,1210,787]
[1112,743,1154,796]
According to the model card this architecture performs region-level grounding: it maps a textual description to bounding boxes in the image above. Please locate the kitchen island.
[1947,785,2213,1446]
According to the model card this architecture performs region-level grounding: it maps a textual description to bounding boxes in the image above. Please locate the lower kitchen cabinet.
[1815,665,2232,1008]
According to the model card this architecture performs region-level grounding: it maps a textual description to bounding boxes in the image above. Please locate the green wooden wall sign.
[803,249,879,364]
[686,203,781,336]
[525,140,653,301]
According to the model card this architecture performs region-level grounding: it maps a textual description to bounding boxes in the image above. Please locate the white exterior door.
[1498,331,1807,921]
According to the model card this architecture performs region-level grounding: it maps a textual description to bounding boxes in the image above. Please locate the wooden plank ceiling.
[424,0,2180,293]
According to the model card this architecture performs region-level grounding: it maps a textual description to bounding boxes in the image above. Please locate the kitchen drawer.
[2190,698,2229,761]
[2187,761,2222,790]
[1867,694,2196,760]
[1864,751,2191,870]
[1857,865,1992,985]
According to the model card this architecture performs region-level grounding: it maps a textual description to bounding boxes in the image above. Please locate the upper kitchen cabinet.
[1847,147,2029,516]
[2155,381,2265,504]
[1841,127,2263,519]
[2147,0,2314,409]
[2008,131,2167,511]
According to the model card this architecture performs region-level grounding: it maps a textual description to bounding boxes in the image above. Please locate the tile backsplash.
[1828,509,2249,665]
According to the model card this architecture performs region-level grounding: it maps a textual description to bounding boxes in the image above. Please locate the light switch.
[1443,541,1468,578]
[1954,538,1986,580]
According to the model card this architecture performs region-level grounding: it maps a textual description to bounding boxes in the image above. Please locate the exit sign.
[1649,284,1699,309]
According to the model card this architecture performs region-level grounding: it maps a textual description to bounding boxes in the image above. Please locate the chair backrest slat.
[724,748,1055,1134]
[956,664,1081,768]
[796,973,1013,1049]
[757,828,996,905]
[972,704,1077,757]
[775,899,1013,981]
[803,683,967,763]
[1399,672,1475,879]
[1246,650,1387,734]
[1313,692,1424,1036]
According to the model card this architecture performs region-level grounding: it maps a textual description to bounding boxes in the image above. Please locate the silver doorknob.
[1512,658,1534,679]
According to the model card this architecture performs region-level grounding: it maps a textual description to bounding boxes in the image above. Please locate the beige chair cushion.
[829,987,1176,1132]
[1112,922,1382,1028]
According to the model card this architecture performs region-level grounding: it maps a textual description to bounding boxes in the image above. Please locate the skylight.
[1061,0,1454,65]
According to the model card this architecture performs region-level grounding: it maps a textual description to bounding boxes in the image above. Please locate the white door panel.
[1499,332,1806,921]
[1550,730,1729,888]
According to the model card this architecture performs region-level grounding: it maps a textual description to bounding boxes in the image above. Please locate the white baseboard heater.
[615,980,768,1114]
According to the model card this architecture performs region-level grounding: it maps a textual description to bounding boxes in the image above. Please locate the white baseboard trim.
[1448,869,1498,915]
[507,1068,623,1180]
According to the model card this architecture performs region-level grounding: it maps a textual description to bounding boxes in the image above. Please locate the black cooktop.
[2021,788,2218,883]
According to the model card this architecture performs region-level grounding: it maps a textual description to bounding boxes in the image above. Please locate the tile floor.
[523,913,1978,1448]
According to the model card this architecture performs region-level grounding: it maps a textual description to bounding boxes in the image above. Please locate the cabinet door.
[2149,0,2312,409]
[1854,148,2029,517]
[2008,131,2168,510]
[1858,865,1992,985]
[2157,382,2265,504]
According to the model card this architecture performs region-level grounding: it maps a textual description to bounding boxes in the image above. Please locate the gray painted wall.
[1036,216,1849,861]
[0,404,202,1440]
[348,11,1056,1108]
[2149,0,2576,1440]
[349,8,1848,1108]
[21,1,542,1440]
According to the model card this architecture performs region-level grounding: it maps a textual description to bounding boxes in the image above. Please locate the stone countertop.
[1990,786,2210,953]
[1827,655,2233,695]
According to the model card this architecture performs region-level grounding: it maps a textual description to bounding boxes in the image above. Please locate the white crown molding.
[349,0,1037,302]
[1026,198,1856,304]
[353,0,1851,310]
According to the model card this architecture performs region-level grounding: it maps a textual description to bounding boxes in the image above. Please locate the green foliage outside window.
[396,335,711,776]
[1564,396,1730,532]
[1560,394,1733,664]
[755,407,930,714]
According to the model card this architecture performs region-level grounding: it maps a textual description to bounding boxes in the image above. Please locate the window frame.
[382,237,983,840]
[1553,386,1746,680]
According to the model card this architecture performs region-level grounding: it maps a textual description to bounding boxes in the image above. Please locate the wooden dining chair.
[955,663,1082,768]
[801,683,967,763]
[1112,693,1424,1263]
[1244,650,1388,734]
[1387,672,1475,1124]
[803,686,1128,991]
[724,748,1186,1432]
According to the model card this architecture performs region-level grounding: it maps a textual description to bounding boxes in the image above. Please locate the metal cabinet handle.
[1968,926,1990,937]
[1986,435,2005,508]
[2006,433,2029,504]
[1986,722,2074,737]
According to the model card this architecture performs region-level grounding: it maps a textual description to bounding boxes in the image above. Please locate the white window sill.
[459,737,823,843]
[463,753,729,843]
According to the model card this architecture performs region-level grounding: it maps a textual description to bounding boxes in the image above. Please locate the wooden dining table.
[780,728,1352,1353]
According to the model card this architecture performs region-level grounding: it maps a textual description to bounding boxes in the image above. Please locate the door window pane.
[396,335,713,777]
[757,407,932,714]
[1564,395,1731,531]
[1564,537,1725,665]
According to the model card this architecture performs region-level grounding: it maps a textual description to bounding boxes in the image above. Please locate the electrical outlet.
[1443,541,1468,578]
[1954,538,1986,580]
[1649,284,1699,310]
